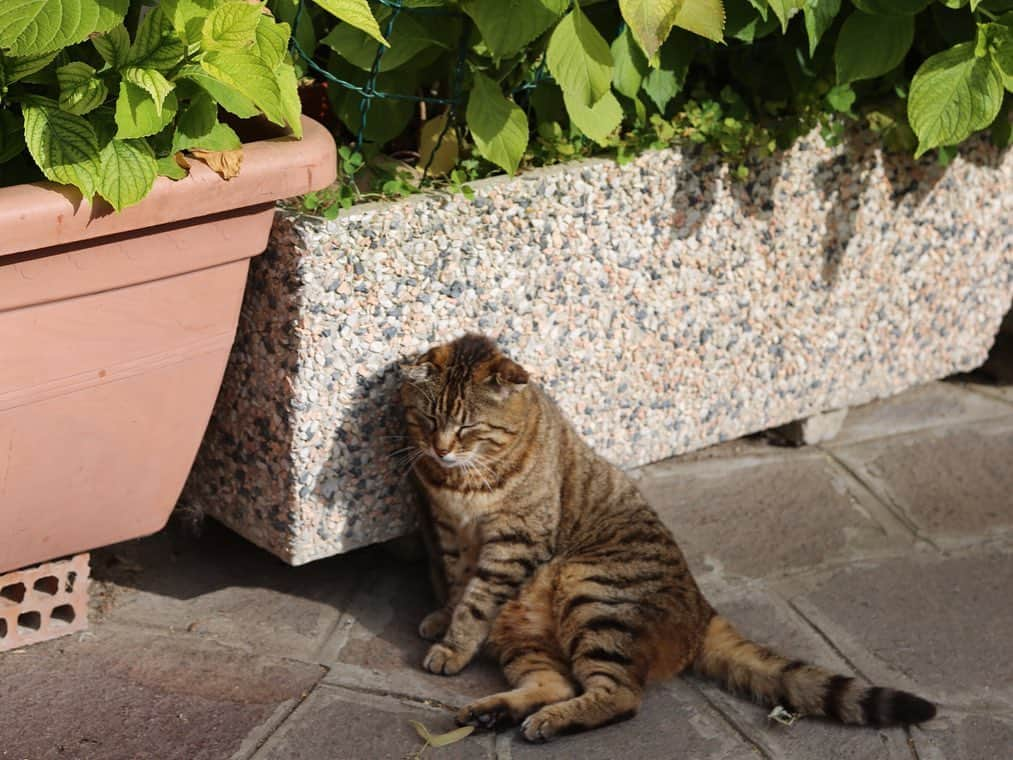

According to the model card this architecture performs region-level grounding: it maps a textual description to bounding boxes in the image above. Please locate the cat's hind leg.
[519,645,645,742]
[457,569,576,730]
[519,568,651,742]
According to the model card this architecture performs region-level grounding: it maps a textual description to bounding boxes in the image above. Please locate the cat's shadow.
[91,353,505,705]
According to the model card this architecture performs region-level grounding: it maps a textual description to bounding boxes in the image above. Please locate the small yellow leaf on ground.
[418,113,459,177]
[408,720,433,744]
[190,148,244,179]
[427,725,474,747]
[408,720,474,750]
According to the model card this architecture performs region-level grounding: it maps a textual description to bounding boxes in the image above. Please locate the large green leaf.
[160,0,215,45]
[202,1,262,50]
[908,41,1004,156]
[0,0,128,56]
[321,10,449,72]
[332,87,413,144]
[172,91,219,150]
[618,0,681,61]
[852,0,932,14]
[277,59,303,138]
[546,5,614,108]
[97,137,157,212]
[114,81,178,138]
[92,25,131,69]
[1,50,58,83]
[462,0,566,59]
[611,26,649,99]
[56,62,108,115]
[22,101,102,198]
[178,64,260,118]
[156,153,189,180]
[803,0,841,56]
[175,119,242,153]
[122,67,175,116]
[672,0,726,43]
[466,71,528,174]
[201,50,287,126]
[310,0,388,46]
[767,0,803,32]
[126,7,185,71]
[254,16,291,71]
[564,89,623,145]
[990,21,1013,89]
[642,31,696,111]
[836,11,913,84]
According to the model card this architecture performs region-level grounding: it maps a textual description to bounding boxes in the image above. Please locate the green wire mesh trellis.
[289,0,553,180]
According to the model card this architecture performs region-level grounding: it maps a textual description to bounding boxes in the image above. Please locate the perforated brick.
[0,553,89,652]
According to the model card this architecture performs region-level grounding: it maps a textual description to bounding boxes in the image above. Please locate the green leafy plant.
[281,0,1012,209]
[0,0,304,210]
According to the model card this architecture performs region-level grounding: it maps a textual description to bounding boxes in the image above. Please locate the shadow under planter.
[0,118,336,575]
[184,127,1013,566]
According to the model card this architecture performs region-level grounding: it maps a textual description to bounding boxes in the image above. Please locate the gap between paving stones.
[820,414,1013,552]
[771,544,1013,718]
[959,383,1013,408]
[815,446,941,552]
[249,682,497,760]
[231,691,314,760]
[682,679,776,760]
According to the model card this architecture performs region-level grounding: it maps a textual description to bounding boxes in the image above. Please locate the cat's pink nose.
[434,445,451,457]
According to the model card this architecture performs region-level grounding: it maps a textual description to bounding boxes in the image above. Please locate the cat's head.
[399,334,530,469]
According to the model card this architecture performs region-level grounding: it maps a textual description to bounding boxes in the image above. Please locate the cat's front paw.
[422,642,468,676]
[521,707,564,743]
[418,609,450,641]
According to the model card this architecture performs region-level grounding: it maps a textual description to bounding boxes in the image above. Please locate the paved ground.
[2,349,1012,759]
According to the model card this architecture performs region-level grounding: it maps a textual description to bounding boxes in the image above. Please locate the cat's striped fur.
[400,334,935,742]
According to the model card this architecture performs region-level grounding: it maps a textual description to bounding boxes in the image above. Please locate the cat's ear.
[399,358,434,383]
[400,345,451,382]
[482,356,529,393]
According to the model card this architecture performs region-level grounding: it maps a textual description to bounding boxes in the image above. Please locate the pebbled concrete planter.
[184,128,1013,565]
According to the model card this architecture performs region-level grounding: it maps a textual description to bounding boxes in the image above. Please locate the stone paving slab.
[506,679,761,760]
[3,377,1010,759]
[911,711,1013,760]
[317,557,507,708]
[252,685,495,760]
[89,520,370,662]
[782,550,1013,713]
[0,624,324,760]
[827,417,1013,546]
[633,448,912,580]
[696,588,914,760]
[829,381,1012,445]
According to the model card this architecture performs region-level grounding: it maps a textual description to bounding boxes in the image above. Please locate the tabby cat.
[399,334,935,742]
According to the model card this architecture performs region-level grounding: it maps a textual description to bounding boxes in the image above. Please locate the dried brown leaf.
[189,148,243,180]
[418,113,459,177]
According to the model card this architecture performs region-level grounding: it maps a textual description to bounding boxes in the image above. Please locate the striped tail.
[693,615,936,726]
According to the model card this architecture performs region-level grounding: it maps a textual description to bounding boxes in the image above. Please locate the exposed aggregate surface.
[183,129,1013,564]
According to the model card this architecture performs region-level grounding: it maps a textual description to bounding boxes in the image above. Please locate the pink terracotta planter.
[0,117,336,574]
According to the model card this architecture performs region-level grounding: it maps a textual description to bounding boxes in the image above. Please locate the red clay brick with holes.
[0,553,90,652]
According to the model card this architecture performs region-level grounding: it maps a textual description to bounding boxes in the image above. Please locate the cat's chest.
[428,489,498,535]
